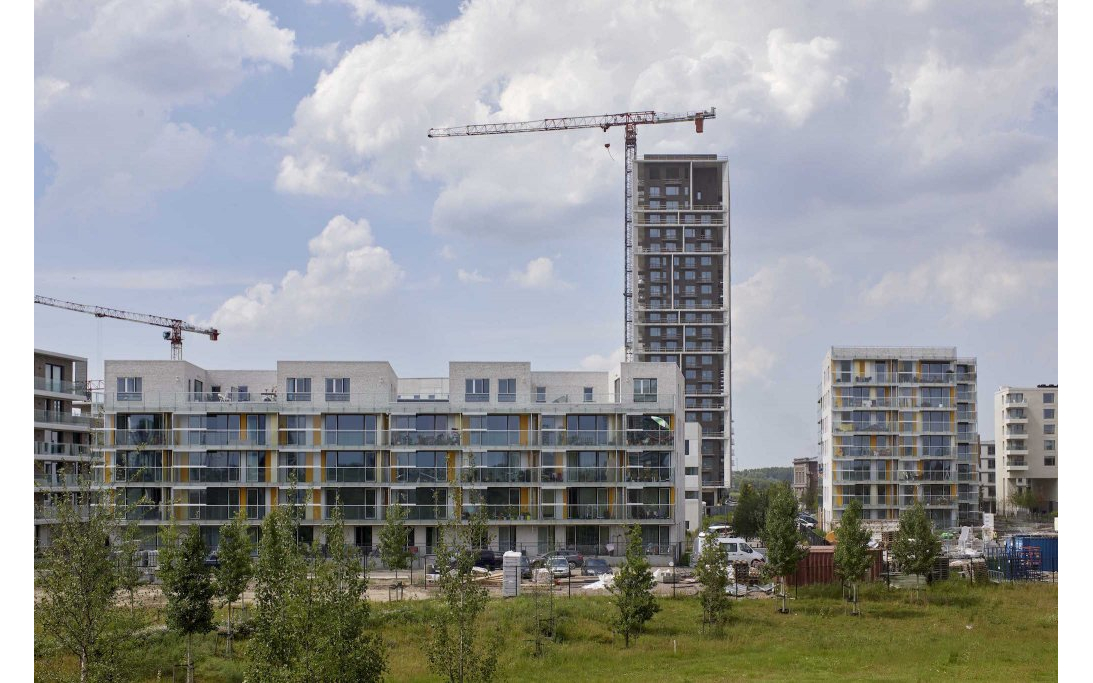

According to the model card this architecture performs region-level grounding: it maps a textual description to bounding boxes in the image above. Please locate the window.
[325,377,350,401]
[648,186,660,197]
[190,379,203,401]
[1043,392,1055,404]
[1045,456,1056,467]
[287,377,311,401]
[117,377,142,401]
[666,186,679,196]
[535,386,546,403]
[234,385,250,401]
[1044,424,1055,434]
[634,378,658,402]
[498,378,516,402]
[583,387,594,403]
[685,467,699,476]
[1044,440,1055,451]
[465,378,489,402]
[44,363,64,392]
[1043,408,1055,419]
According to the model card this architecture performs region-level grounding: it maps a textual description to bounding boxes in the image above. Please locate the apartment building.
[632,154,732,506]
[817,347,979,531]
[98,359,689,562]
[34,349,93,548]
[995,385,1058,514]
[793,457,819,508]
[979,439,997,513]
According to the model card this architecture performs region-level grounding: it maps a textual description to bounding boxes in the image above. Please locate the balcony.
[625,504,672,521]
[566,504,619,521]
[179,430,269,447]
[623,467,672,483]
[1004,396,1028,407]
[34,442,92,458]
[34,473,83,488]
[1003,411,1028,423]
[114,467,167,483]
[391,467,448,484]
[389,430,461,447]
[1006,459,1029,471]
[834,447,895,458]
[323,467,378,483]
[323,505,377,521]
[321,431,379,447]
[110,429,171,447]
[461,505,537,521]
[624,430,674,446]
[34,410,93,428]
[461,467,537,484]
[35,377,90,399]
[565,468,615,484]
[897,471,952,483]
[835,421,896,434]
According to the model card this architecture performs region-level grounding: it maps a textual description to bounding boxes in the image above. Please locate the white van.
[692,532,766,567]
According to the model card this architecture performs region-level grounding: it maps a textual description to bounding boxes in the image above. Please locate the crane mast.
[429,107,715,361]
[34,295,219,360]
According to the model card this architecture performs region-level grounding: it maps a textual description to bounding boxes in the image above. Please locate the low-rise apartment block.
[817,347,979,531]
[793,457,819,509]
[995,385,1058,514]
[34,349,94,548]
[99,359,689,562]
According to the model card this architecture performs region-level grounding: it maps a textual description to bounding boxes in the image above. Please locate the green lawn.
[35,580,1057,682]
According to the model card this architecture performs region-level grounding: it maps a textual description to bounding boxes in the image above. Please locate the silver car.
[548,557,570,578]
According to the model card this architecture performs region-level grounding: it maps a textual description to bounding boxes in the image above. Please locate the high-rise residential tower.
[632,154,731,505]
[817,347,979,530]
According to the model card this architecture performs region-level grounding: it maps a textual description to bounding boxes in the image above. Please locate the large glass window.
[498,379,516,402]
[634,378,658,403]
[287,377,311,401]
[325,377,350,401]
[116,377,142,401]
[325,488,377,520]
[325,451,377,482]
[246,452,266,482]
[280,415,309,446]
[394,451,447,483]
[324,414,377,446]
[468,415,520,445]
[189,451,241,483]
[465,378,489,402]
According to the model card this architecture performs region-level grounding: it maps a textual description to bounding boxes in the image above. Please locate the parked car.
[518,554,532,579]
[203,552,220,568]
[476,549,503,571]
[547,557,571,578]
[582,558,612,576]
[533,548,584,570]
[692,533,766,567]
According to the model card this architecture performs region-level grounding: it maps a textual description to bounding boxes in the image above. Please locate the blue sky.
[33,0,1058,469]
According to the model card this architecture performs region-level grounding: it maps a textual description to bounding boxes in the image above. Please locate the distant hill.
[731,467,793,491]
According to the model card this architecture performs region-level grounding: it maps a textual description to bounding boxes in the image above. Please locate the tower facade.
[632,154,731,505]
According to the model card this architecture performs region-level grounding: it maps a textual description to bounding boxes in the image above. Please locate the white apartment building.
[633,154,732,505]
[34,349,94,548]
[978,439,997,513]
[817,347,979,531]
[98,359,690,563]
[995,385,1058,514]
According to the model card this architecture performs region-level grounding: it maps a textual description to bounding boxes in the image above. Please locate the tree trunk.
[227,601,233,657]
[186,633,194,683]
[79,652,87,683]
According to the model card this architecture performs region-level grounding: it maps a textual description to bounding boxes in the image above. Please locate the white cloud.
[313,0,424,32]
[457,269,489,284]
[762,29,848,126]
[35,0,296,215]
[208,216,403,332]
[300,42,342,66]
[579,346,625,372]
[862,241,1056,320]
[508,257,570,290]
[439,245,457,261]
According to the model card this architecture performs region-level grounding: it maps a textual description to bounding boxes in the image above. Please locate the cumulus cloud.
[862,241,1056,320]
[35,0,296,216]
[579,346,625,372]
[438,245,457,261]
[208,216,403,332]
[508,257,570,290]
[457,269,489,284]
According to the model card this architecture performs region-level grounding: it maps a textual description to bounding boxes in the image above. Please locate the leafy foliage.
[693,530,732,633]
[215,510,253,656]
[732,483,770,539]
[608,525,660,647]
[833,499,873,613]
[35,477,144,683]
[761,484,807,613]
[427,491,499,683]
[892,501,942,588]
[159,524,215,683]
[245,500,386,682]
[379,502,411,578]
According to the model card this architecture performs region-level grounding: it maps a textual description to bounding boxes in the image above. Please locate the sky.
[32,0,1058,470]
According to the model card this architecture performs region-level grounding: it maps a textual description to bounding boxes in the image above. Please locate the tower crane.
[34,295,219,361]
[428,108,716,361]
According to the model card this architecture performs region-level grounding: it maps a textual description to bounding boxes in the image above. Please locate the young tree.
[427,492,499,683]
[158,524,215,683]
[891,501,942,601]
[693,530,732,634]
[35,479,142,683]
[761,484,807,614]
[215,509,253,657]
[246,502,307,682]
[731,483,761,539]
[608,525,660,647]
[311,503,387,682]
[378,501,410,580]
[832,499,872,615]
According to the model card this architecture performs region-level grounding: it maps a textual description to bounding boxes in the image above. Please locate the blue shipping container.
[1008,535,1058,572]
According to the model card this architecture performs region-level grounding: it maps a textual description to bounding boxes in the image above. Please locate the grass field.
[35,580,1057,682]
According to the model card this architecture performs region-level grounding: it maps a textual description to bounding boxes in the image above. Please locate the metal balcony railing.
[625,504,672,520]
[35,377,91,398]
[34,442,92,457]
[323,467,379,483]
[34,410,93,426]
[460,467,537,484]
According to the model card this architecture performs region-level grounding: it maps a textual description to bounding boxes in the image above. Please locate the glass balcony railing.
[389,430,461,446]
[564,468,614,483]
[460,505,537,521]
[323,467,378,483]
[114,467,167,483]
[34,410,93,426]
[625,504,672,520]
[322,431,379,447]
[323,505,377,520]
[34,442,92,457]
[623,467,672,483]
[35,377,90,397]
[624,430,674,446]
[461,467,537,484]
[111,430,170,447]
[178,431,268,447]
[392,467,448,484]
[566,504,619,520]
